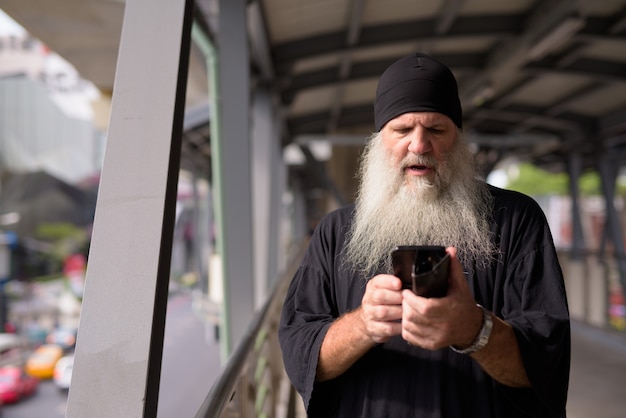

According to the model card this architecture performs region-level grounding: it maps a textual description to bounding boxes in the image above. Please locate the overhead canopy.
[256,0,626,174]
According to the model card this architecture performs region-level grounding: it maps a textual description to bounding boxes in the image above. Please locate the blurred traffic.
[0,249,82,416]
[25,344,65,380]
[0,289,218,418]
[53,355,73,392]
[0,366,38,404]
[0,325,75,415]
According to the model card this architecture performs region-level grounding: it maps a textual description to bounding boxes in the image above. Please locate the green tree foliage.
[504,163,610,196]
[505,164,568,196]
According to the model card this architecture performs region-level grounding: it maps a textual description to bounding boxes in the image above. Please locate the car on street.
[0,333,26,368]
[25,344,64,379]
[53,354,74,391]
[0,366,38,404]
[45,327,77,351]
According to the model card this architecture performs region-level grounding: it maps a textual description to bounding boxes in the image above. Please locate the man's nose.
[407,128,432,154]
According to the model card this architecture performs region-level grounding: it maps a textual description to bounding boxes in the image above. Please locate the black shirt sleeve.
[278,264,333,409]
[488,187,571,416]
[278,206,354,411]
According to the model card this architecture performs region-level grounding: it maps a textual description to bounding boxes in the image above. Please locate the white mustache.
[401,154,438,169]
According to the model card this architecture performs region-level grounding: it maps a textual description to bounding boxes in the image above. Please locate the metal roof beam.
[460,0,584,111]
[272,14,522,63]
[545,81,607,117]
[599,107,626,138]
[327,0,367,132]
[525,59,626,83]
[247,1,274,80]
[435,0,467,34]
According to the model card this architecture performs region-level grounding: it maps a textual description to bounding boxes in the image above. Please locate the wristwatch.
[451,304,493,355]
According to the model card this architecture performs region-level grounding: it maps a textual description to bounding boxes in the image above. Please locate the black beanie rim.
[376,105,460,127]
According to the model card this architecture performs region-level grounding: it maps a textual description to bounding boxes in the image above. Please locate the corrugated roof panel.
[289,84,336,116]
[462,0,534,15]
[567,83,626,116]
[264,0,352,43]
[510,73,591,107]
[579,39,626,64]
[292,53,342,74]
[361,0,442,25]
[342,78,378,106]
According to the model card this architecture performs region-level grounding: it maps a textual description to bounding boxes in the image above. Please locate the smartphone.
[391,245,450,298]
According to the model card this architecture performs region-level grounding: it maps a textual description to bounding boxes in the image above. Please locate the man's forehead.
[387,111,453,126]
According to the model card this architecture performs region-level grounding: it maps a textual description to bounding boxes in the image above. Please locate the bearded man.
[279,53,570,418]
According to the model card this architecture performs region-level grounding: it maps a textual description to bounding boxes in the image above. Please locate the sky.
[0,8,100,121]
[0,9,25,36]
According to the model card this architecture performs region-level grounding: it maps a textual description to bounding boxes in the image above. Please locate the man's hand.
[359,274,404,343]
[400,246,482,350]
[316,273,403,381]
[400,246,531,387]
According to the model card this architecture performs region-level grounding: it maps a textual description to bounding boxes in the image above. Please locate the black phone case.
[392,246,450,298]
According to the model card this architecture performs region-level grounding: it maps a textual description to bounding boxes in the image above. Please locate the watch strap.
[450,304,493,355]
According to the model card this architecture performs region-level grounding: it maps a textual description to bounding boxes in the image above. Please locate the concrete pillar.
[67,0,193,415]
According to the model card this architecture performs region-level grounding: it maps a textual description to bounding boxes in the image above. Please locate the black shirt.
[279,185,570,417]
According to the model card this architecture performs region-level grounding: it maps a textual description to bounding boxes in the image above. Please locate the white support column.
[565,260,586,321]
[252,88,274,307]
[598,154,626,313]
[588,259,608,327]
[292,179,308,245]
[66,0,193,416]
[215,0,254,355]
[567,152,585,258]
[269,103,287,283]
[565,152,586,320]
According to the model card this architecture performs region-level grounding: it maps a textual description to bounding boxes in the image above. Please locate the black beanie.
[374,53,462,131]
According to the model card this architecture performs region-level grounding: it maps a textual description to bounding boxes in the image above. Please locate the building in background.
[0,14,101,299]
[0,19,105,185]
[0,11,103,239]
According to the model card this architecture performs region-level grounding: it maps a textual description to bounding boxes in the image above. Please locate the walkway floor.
[567,320,626,418]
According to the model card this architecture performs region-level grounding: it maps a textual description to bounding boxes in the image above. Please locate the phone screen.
[391,245,449,297]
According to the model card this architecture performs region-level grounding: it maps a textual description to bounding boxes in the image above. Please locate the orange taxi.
[25,344,64,379]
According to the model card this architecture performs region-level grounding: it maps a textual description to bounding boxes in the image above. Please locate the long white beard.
[343,131,495,277]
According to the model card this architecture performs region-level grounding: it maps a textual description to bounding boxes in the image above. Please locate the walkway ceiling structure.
[251,0,626,178]
[3,0,626,190]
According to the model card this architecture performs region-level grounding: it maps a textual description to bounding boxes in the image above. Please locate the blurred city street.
[1,289,221,417]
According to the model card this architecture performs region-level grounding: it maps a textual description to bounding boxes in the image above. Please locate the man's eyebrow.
[388,122,411,129]
[425,118,449,127]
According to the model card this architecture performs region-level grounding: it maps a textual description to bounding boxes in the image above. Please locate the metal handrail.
[195,243,306,418]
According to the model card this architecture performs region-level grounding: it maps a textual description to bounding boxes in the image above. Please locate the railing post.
[195,244,307,418]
